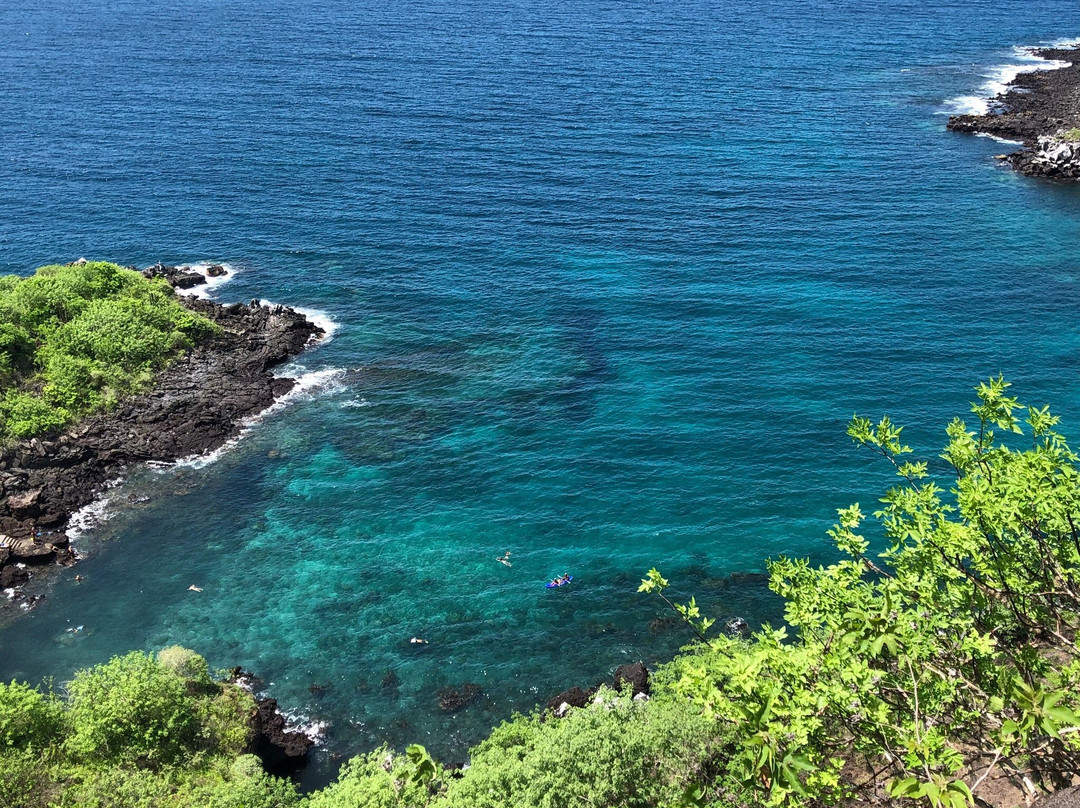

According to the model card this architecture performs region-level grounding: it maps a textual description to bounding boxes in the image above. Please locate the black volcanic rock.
[247,697,312,771]
[613,662,650,696]
[947,46,1080,179]
[546,661,653,717]
[545,685,597,713]
[0,272,324,593]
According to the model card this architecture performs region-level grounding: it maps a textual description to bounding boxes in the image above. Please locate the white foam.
[944,94,992,116]
[64,481,122,543]
[341,396,372,409]
[279,709,330,746]
[174,262,238,299]
[941,44,1074,115]
[166,367,347,471]
[976,132,1024,145]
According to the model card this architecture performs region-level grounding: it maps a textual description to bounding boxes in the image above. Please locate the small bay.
[2,0,1080,783]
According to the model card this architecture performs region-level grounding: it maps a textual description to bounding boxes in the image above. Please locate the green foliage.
[0,261,220,441]
[438,693,724,808]
[0,390,71,439]
[0,649,296,808]
[638,568,714,642]
[65,652,200,768]
[157,647,213,685]
[0,748,57,808]
[644,377,1080,807]
[0,682,64,752]
[303,747,424,808]
[196,685,257,760]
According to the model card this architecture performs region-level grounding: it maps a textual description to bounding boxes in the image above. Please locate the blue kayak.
[546,575,573,588]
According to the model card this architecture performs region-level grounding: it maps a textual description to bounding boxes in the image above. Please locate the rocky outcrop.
[612,661,650,696]
[1037,785,1080,808]
[946,46,1080,179]
[248,697,313,771]
[545,661,652,717]
[1009,135,1080,179]
[0,264,324,604]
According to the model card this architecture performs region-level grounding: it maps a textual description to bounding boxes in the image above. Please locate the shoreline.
[946,45,1080,178]
[0,263,326,612]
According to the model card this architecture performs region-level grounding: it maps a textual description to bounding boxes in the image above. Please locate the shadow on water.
[550,306,615,423]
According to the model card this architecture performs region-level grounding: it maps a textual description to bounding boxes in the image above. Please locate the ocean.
[2,0,1080,785]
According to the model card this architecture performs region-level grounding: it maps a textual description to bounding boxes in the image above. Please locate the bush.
[0,391,70,439]
[0,682,64,752]
[642,377,1080,807]
[65,652,199,768]
[303,747,425,808]
[0,261,220,441]
[0,748,57,808]
[439,694,724,808]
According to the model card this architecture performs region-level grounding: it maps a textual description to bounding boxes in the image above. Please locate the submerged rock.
[437,683,483,713]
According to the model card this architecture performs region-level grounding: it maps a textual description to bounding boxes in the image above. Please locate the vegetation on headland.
[0,261,219,442]
[3,377,1080,807]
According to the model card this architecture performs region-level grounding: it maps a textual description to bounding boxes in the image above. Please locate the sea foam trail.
[942,44,1074,116]
[64,480,123,543]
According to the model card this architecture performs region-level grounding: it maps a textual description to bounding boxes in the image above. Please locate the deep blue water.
[3,0,1080,783]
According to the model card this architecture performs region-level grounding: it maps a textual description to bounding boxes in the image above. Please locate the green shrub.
[0,682,64,752]
[0,261,220,441]
[156,647,212,686]
[197,685,256,759]
[0,391,69,438]
[198,755,301,808]
[0,748,57,808]
[65,652,199,768]
[439,693,724,808]
[304,747,433,808]
[643,377,1080,808]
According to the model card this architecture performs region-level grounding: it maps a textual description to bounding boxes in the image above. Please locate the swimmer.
[74,575,84,582]
[188,585,203,592]
[410,637,429,644]
[497,551,512,567]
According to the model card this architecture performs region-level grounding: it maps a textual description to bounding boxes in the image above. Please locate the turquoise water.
[3,0,1080,782]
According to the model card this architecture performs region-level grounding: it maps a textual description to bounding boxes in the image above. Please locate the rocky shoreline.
[0,263,324,611]
[947,46,1080,179]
